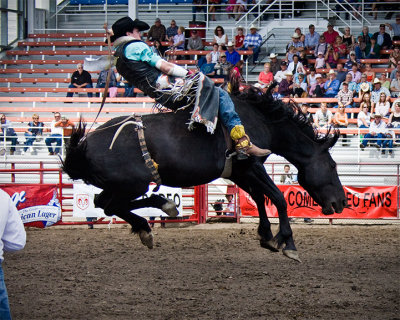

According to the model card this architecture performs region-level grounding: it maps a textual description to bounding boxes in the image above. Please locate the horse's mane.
[237,84,339,145]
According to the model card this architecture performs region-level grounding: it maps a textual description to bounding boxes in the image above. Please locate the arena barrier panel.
[0,161,399,226]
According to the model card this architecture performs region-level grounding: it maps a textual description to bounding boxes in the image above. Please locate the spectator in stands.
[272,85,283,100]
[309,73,325,97]
[364,37,380,59]
[293,73,307,97]
[389,45,400,68]
[390,70,400,97]
[342,27,355,50]
[386,14,400,41]
[336,63,347,84]
[227,60,244,93]
[225,41,240,66]
[325,44,338,69]
[255,62,273,90]
[323,24,339,45]
[357,104,371,128]
[172,26,185,51]
[187,30,204,51]
[358,81,372,100]
[373,92,391,117]
[372,24,392,50]
[214,26,228,49]
[307,67,318,87]
[390,61,400,80]
[214,53,231,80]
[324,69,340,97]
[286,33,304,53]
[294,27,303,38]
[286,46,297,64]
[209,0,221,21]
[23,113,44,155]
[166,20,178,42]
[360,26,372,46]
[314,102,333,128]
[45,112,63,156]
[147,18,166,42]
[96,68,117,97]
[274,61,288,83]
[314,51,326,69]
[315,35,328,58]
[348,63,362,83]
[234,26,245,50]
[210,43,221,63]
[66,63,93,98]
[305,24,320,52]
[269,53,281,75]
[363,63,375,83]
[360,113,392,155]
[337,82,354,109]
[192,0,206,22]
[280,164,295,184]
[360,90,372,111]
[299,50,308,68]
[388,100,400,128]
[333,103,349,146]
[0,114,18,155]
[0,190,26,320]
[371,78,391,105]
[345,53,361,72]
[200,53,216,77]
[333,36,347,59]
[353,37,365,60]
[288,54,305,74]
[243,24,262,65]
[380,73,391,90]
[117,74,136,97]
[55,116,75,147]
[233,0,247,21]
[152,39,167,58]
[341,73,357,95]
[278,71,294,97]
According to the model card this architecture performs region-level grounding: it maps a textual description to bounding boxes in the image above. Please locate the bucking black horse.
[62,87,347,262]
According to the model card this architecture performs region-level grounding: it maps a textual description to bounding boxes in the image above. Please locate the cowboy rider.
[107,17,270,157]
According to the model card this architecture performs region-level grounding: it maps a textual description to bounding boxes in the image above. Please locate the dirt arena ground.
[4,223,399,320]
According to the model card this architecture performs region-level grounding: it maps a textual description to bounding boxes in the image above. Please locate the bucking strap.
[135,115,162,190]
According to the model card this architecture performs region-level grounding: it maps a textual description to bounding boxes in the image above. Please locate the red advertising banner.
[1,185,62,228]
[240,185,398,219]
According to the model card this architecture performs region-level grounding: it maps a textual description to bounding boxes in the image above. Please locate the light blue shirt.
[124,41,161,67]
[305,32,320,49]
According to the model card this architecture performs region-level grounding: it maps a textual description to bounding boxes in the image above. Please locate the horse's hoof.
[162,200,179,217]
[138,230,154,249]
[259,239,279,252]
[283,249,301,263]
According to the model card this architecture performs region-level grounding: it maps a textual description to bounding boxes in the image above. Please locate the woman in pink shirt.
[255,62,273,90]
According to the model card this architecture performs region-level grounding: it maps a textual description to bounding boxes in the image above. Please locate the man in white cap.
[274,61,289,83]
[309,73,325,97]
[269,53,281,75]
[187,30,204,51]
[278,70,294,97]
[243,24,262,65]
[109,17,270,158]
[360,113,390,153]
[225,41,240,66]
[371,78,390,104]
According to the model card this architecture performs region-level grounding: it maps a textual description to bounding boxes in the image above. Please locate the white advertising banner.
[73,184,183,218]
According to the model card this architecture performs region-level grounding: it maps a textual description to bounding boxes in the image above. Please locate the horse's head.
[295,133,347,215]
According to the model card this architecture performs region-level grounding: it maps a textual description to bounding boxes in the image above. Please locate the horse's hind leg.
[94,190,154,249]
[129,194,179,217]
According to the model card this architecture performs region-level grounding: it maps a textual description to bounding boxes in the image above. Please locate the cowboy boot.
[231,125,271,157]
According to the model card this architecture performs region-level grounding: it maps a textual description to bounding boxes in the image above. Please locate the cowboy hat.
[292,33,300,39]
[269,53,277,58]
[328,69,336,74]
[285,71,293,76]
[110,17,150,42]
[315,73,322,78]
[227,41,234,47]
[249,24,259,30]
[373,78,381,84]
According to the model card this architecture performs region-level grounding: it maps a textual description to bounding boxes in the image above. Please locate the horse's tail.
[61,119,91,183]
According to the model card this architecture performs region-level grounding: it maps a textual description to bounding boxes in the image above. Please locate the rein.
[86,24,113,134]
